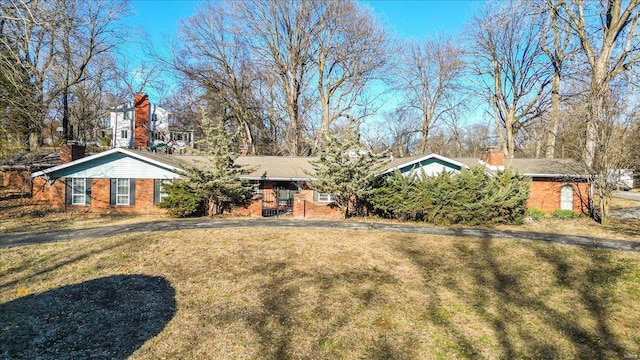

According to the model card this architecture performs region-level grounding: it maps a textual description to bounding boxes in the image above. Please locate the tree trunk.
[545,72,561,158]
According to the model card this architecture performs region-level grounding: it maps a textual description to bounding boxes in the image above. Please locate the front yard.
[2,225,640,359]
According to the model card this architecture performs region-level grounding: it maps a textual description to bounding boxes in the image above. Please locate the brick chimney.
[134,93,150,148]
[59,142,86,164]
[480,146,505,167]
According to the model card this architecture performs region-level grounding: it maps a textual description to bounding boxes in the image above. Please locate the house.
[382,147,590,214]
[110,94,195,150]
[29,146,590,218]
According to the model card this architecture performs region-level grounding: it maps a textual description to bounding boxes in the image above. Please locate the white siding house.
[110,102,173,148]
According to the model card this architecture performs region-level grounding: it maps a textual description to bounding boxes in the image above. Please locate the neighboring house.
[110,94,195,150]
[29,147,590,218]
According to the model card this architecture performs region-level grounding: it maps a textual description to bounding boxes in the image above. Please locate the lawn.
[2,227,640,359]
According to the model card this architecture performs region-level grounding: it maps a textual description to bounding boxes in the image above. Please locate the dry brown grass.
[0,192,167,234]
[2,228,640,359]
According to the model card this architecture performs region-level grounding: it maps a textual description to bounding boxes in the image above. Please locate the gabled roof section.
[381,153,470,175]
[30,148,181,178]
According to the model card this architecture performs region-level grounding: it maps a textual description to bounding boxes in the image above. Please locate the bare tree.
[175,3,265,154]
[554,0,640,167]
[538,0,576,158]
[233,0,322,156]
[313,0,389,143]
[468,1,551,158]
[0,0,128,149]
[395,36,466,155]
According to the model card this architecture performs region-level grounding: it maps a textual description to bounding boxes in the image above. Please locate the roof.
[172,155,318,181]
[381,153,470,174]
[30,148,181,178]
[27,147,588,180]
[503,158,587,177]
[0,151,61,170]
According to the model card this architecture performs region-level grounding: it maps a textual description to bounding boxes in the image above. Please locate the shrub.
[370,166,530,226]
[158,181,204,217]
[552,209,578,219]
[527,208,546,221]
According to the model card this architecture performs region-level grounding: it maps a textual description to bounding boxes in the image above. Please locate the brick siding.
[527,179,589,214]
[32,177,166,214]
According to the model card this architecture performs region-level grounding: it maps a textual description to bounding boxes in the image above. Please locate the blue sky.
[122,0,484,124]
[123,0,479,60]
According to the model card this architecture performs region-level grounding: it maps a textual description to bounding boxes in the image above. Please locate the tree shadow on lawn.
[207,260,413,359]
[0,274,176,360]
[397,236,635,359]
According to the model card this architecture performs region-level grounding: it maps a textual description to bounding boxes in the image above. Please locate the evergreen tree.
[162,109,255,216]
[309,120,388,218]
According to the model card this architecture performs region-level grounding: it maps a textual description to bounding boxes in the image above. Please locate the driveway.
[1,218,639,253]
[610,191,640,220]
[614,191,640,202]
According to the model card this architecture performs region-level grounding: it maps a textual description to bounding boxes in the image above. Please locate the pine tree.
[163,109,255,216]
[309,120,388,218]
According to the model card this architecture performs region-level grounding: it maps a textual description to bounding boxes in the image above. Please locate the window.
[154,179,169,204]
[560,185,573,210]
[72,178,86,205]
[116,179,129,205]
[124,111,130,120]
[314,191,333,203]
[110,178,135,206]
[66,178,91,205]
[121,130,128,139]
[151,113,157,122]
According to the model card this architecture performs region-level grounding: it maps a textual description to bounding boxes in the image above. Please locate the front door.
[560,185,573,210]
[261,182,300,217]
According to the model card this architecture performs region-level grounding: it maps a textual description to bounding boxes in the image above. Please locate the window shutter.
[129,179,136,205]
[65,178,72,205]
[313,190,319,202]
[154,179,160,204]
[85,179,92,205]
[110,179,116,205]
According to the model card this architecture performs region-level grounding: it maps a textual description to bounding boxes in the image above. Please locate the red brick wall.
[32,177,166,214]
[32,176,65,208]
[2,169,31,193]
[231,194,263,217]
[527,179,589,214]
[292,189,342,219]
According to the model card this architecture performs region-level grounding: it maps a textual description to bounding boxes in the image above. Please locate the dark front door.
[261,186,299,217]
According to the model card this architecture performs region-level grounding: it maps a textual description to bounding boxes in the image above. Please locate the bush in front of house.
[158,181,205,217]
[552,209,578,219]
[527,208,546,221]
[371,166,530,225]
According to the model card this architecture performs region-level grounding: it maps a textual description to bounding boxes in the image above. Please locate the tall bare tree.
[175,3,265,154]
[313,1,389,143]
[0,0,128,150]
[469,1,551,158]
[233,0,322,156]
[538,0,576,158]
[395,36,466,155]
[554,0,640,168]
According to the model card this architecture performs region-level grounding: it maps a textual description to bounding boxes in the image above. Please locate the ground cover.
[2,228,640,359]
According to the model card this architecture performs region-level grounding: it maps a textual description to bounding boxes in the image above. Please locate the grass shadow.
[0,274,176,359]
[396,236,632,359]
